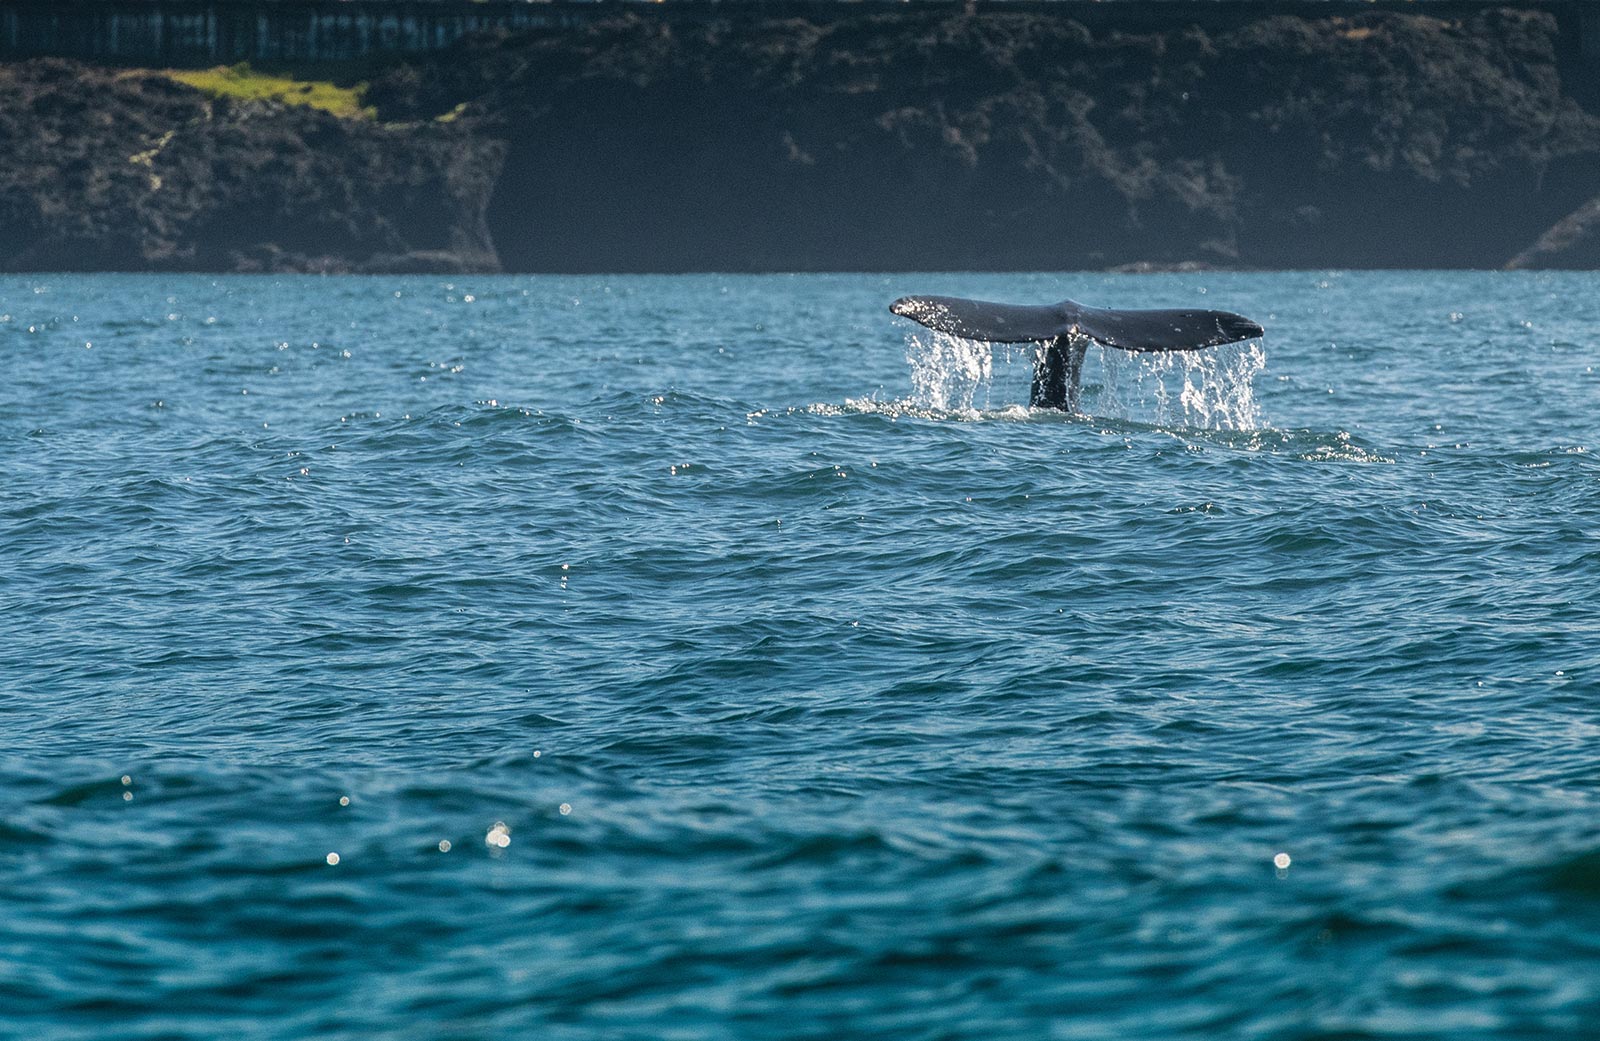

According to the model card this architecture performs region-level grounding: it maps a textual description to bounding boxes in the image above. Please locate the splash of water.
[905,332,1034,412]
[906,331,990,410]
[1093,340,1268,430]
[902,332,1267,430]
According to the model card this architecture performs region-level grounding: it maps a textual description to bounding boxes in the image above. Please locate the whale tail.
[890,294,1264,410]
[889,295,1264,353]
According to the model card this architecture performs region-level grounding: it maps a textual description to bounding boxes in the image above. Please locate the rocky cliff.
[0,59,503,273]
[5,5,1600,272]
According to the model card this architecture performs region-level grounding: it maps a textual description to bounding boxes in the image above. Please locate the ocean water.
[3,271,1600,1039]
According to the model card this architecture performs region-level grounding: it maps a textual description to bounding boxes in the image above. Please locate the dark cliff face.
[364,6,1600,272]
[4,6,1600,273]
[0,60,504,273]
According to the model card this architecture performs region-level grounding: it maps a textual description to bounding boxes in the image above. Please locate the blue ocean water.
[3,271,1600,1039]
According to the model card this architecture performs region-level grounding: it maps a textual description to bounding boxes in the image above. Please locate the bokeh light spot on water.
[486,823,511,849]
[438,840,452,853]
[1274,853,1292,870]
[325,852,340,867]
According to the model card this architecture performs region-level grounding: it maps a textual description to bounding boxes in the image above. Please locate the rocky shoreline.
[5,6,1600,272]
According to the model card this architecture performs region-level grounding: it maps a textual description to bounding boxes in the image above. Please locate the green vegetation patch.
[163,63,374,120]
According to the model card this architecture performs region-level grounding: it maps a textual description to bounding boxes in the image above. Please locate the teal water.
[4,272,1600,1039]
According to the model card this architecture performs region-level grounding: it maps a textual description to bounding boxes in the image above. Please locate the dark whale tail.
[888,295,1264,352]
[889,295,1264,409]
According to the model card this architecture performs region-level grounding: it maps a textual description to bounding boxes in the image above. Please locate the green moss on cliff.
[163,63,374,120]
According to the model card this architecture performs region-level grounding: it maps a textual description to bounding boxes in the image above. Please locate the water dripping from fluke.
[897,332,1267,431]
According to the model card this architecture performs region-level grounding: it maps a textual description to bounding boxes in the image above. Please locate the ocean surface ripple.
[4,272,1600,1039]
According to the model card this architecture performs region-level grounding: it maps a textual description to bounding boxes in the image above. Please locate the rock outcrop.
[1508,195,1600,269]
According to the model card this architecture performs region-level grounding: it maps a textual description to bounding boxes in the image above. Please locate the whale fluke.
[889,294,1264,410]
[888,295,1264,352]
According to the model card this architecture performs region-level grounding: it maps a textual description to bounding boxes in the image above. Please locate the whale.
[890,295,1264,411]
